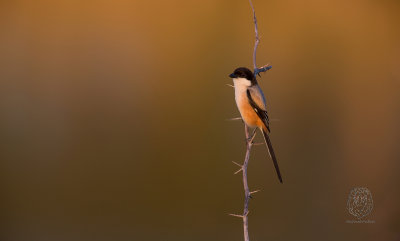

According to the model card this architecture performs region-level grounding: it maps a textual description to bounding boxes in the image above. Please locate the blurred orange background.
[1,0,399,240]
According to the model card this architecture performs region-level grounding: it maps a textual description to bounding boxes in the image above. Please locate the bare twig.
[248,0,272,78]
[248,0,258,72]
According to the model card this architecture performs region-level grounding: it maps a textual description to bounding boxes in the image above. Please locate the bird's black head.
[229,67,257,85]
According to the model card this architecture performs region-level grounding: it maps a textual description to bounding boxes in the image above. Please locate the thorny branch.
[241,125,253,241]
[248,0,272,78]
[229,124,259,241]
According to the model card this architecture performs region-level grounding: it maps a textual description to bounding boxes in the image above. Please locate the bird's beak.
[229,73,236,78]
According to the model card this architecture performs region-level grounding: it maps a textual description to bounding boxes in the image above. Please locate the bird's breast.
[235,88,261,128]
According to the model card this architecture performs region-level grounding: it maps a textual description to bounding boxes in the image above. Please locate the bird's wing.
[246,88,270,132]
[247,88,282,183]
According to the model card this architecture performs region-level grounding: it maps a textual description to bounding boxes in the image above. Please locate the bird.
[229,67,282,183]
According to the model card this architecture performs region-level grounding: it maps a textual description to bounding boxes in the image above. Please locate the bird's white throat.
[232,77,251,108]
[233,77,251,89]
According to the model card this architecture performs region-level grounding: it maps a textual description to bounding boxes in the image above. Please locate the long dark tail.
[261,128,283,183]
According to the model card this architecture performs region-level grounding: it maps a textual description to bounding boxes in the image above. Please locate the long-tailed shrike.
[229,67,283,183]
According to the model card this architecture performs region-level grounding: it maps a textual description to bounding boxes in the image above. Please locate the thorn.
[250,189,261,194]
[244,211,249,217]
[261,63,270,69]
[228,213,244,218]
[226,84,234,88]
[234,167,243,175]
[232,161,242,167]
[246,128,257,144]
[226,117,242,121]
[248,190,260,199]
[248,130,257,144]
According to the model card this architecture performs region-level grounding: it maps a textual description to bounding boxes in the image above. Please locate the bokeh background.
[1,0,399,240]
